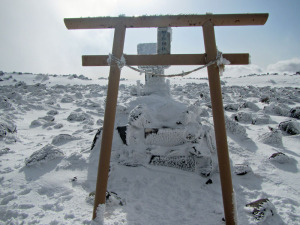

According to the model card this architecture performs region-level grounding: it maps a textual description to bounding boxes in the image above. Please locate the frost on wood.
[25,144,64,166]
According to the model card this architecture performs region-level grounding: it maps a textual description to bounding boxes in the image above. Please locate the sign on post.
[64,13,268,225]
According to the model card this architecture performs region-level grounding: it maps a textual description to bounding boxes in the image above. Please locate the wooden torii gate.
[64,13,268,225]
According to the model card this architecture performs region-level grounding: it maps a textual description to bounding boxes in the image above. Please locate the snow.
[0,71,300,224]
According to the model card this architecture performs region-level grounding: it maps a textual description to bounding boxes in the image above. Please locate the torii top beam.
[64,13,268,29]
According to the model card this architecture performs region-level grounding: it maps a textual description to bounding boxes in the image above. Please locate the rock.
[225,115,248,138]
[30,120,42,128]
[67,112,89,122]
[117,126,127,145]
[234,164,252,175]
[51,134,77,146]
[47,110,59,115]
[224,103,239,111]
[269,152,290,164]
[263,103,290,117]
[39,115,55,122]
[0,119,17,137]
[258,128,282,146]
[25,144,64,166]
[205,179,212,184]
[278,120,300,135]
[91,128,102,150]
[246,198,276,221]
[0,148,10,156]
[252,114,271,125]
[232,112,253,123]
[290,106,300,119]
[260,96,270,104]
[61,95,74,103]
[241,101,260,112]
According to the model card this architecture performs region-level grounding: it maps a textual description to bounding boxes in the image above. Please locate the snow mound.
[241,101,260,112]
[245,198,276,222]
[0,96,14,110]
[224,103,239,111]
[232,112,253,123]
[0,118,17,138]
[25,144,64,166]
[290,106,300,119]
[258,128,283,146]
[269,152,290,164]
[67,112,90,122]
[278,120,300,135]
[264,103,290,117]
[252,113,271,125]
[234,164,252,175]
[225,115,247,138]
[51,134,77,146]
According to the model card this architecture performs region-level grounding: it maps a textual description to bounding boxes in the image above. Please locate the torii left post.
[91,24,126,219]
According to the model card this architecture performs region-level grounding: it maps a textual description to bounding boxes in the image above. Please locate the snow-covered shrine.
[64,13,268,224]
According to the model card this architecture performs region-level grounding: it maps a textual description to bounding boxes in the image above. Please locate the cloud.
[222,64,264,77]
[267,58,300,73]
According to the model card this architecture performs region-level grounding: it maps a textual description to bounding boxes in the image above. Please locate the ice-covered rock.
[232,112,253,123]
[225,115,248,138]
[263,103,290,117]
[47,110,59,116]
[258,128,282,146]
[0,96,13,110]
[224,103,239,111]
[252,113,271,125]
[67,112,90,122]
[30,119,43,128]
[241,101,260,112]
[246,198,276,221]
[278,120,300,135]
[51,134,77,146]
[0,119,17,138]
[234,164,252,175]
[290,106,300,119]
[25,144,64,166]
[269,152,290,164]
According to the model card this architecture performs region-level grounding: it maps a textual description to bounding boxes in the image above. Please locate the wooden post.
[203,21,236,225]
[92,25,126,220]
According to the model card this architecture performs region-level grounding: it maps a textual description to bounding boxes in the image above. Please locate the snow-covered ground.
[0,71,299,225]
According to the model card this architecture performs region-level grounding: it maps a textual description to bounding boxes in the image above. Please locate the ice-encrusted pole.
[203,20,237,225]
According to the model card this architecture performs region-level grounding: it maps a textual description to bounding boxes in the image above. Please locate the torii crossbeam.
[64,13,268,225]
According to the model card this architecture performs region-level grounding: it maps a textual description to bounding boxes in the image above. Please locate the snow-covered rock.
[25,144,64,166]
[225,115,248,138]
[269,152,290,164]
[246,198,276,222]
[258,128,283,146]
[278,120,300,135]
[51,134,77,146]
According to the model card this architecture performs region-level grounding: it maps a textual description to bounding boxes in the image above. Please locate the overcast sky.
[1,0,300,79]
